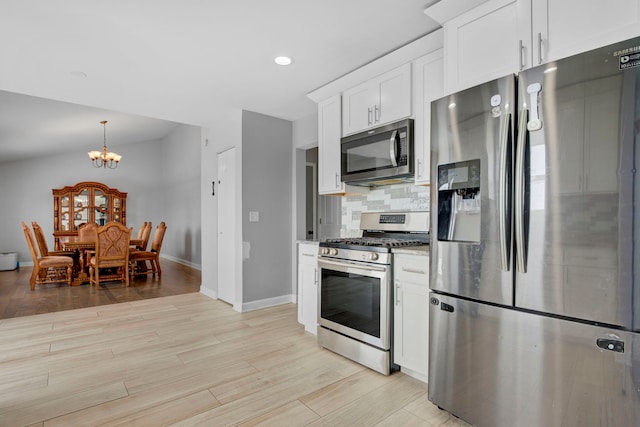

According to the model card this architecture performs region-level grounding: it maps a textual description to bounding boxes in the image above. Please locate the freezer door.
[515,38,639,328]
[430,76,515,305]
[429,293,640,427]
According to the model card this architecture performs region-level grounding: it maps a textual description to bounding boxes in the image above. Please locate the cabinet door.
[444,0,531,93]
[413,49,444,185]
[393,253,430,381]
[297,243,318,335]
[342,82,378,136]
[342,63,412,135]
[318,94,345,195]
[377,63,412,127]
[533,0,640,66]
[394,281,430,379]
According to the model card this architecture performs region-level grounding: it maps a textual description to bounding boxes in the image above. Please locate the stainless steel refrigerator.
[429,37,640,427]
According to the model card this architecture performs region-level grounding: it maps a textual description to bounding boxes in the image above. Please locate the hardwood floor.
[0,263,470,426]
[0,259,201,319]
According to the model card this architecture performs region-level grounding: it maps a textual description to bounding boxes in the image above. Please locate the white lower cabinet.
[393,250,430,382]
[297,241,319,334]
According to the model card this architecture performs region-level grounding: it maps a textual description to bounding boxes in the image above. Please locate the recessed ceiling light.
[70,71,87,78]
[274,56,293,66]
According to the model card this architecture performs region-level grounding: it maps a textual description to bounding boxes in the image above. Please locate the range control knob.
[321,248,329,255]
[370,253,379,261]
[330,248,339,256]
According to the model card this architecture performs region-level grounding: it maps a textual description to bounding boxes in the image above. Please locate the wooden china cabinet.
[52,181,127,250]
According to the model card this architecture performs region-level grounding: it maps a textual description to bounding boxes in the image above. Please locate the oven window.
[320,269,381,338]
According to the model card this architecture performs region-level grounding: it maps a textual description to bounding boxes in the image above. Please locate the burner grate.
[324,237,426,248]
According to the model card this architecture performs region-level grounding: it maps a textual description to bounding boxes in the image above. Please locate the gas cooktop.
[320,211,430,253]
[324,237,428,248]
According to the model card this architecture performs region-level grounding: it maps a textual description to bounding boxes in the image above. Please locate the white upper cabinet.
[413,49,444,185]
[342,63,412,136]
[533,0,640,66]
[318,94,345,195]
[444,0,640,93]
[443,0,530,93]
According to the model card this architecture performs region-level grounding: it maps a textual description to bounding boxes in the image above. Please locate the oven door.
[317,257,392,350]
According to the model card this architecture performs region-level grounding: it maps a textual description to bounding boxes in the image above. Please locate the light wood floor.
[0,292,471,426]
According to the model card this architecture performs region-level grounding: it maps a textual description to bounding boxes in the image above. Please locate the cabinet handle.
[374,105,380,123]
[537,32,543,65]
[335,172,339,188]
[302,253,316,257]
[395,283,401,306]
[519,39,525,70]
[402,267,426,275]
[417,158,422,178]
[367,107,373,126]
[314,268,318,285]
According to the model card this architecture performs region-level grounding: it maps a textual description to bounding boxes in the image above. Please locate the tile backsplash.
[341,183,430,236]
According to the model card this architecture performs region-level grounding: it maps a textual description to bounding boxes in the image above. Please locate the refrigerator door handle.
[498,112,511,271]
[515,109,528,273]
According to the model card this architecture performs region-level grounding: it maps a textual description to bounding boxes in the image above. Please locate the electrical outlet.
[249,211,259,222]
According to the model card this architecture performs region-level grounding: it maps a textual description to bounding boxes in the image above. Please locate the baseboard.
[160,254,201,270]
[241,294,296,312]
[199,286,218,300]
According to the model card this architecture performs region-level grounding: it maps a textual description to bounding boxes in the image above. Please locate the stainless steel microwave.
[341,119,414,186]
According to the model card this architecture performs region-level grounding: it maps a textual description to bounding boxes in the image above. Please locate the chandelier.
[88,120,122,169]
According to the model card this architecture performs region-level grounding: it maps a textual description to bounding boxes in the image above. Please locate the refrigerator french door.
[429,37,640,427]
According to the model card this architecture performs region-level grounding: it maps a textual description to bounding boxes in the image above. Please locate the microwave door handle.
[389,130,398,167]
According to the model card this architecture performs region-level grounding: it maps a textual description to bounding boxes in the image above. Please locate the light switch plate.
[249,211,259,222]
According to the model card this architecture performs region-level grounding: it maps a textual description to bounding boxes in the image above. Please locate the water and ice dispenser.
[437,159,481,243]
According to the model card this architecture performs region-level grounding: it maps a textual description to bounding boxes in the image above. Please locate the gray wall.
[242,110,292,303]
[0,123,201,268]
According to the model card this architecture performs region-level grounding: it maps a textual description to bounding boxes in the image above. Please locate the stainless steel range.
[317,211,429,375]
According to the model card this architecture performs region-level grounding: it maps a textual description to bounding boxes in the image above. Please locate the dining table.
[61,237,144,285]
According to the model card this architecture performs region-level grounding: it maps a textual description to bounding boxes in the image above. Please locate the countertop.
[391,245,430,256]
[296,240,319,245]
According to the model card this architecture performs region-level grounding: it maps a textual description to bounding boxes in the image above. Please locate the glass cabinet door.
[73,189,90,230]
[60,196,70,231]
[113,197,121,222]
[94,190,108,226]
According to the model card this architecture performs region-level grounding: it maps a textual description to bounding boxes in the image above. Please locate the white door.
[217,148,236,304]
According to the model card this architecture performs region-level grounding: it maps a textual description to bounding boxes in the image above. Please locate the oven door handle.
[318,258,389,273]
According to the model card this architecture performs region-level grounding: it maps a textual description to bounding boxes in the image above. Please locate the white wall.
[0,123,201,267]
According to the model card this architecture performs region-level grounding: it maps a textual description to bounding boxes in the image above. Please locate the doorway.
[303,147,341,241]
[305,162,317,240]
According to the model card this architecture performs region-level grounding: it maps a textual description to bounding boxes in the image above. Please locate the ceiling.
[0,0,442,163]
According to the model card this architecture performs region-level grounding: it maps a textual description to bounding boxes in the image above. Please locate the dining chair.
[136,222,148,240]
[137,222,152,250]
[89,222,131,287]
[78,222,98,241]
[31,221,75,258]
[21,221,73,290]
[130,222,166,278]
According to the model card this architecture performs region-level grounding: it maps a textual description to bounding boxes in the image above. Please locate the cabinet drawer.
[298,243,319,266]
[394,254,429,285]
